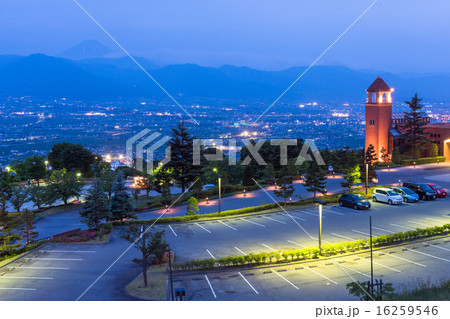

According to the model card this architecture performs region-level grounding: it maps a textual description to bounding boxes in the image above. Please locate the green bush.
[402,156,446,166]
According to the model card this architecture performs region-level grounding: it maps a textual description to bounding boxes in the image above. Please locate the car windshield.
[403,188,415,195]
[354,195,365,200]
[387,190,398,196]
[421,185,433,191]
[433,185,443,190]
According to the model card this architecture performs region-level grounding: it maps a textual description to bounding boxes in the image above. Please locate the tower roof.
[367,76,391,92]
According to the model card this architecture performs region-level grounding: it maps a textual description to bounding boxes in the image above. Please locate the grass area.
[390,277,450,301]
[126,265,168,300]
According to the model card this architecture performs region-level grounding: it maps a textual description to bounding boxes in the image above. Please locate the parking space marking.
[390,224,415,231]
[31,258,83,261]
[352,230,370,237]
[0,276,53,280]
[335,262,370,279]
[312,237,331,244]
[406,249,450,263]
[270,268,299,289]
[17,267,69,270]
[408,220,431,227]
[330,233,356,241]
[261,216,287,224]
[372,226,392,233]
[359,257,401,273]
[238,272,259,294]
[0,287,36,291]
[235,247,247,255]
[322,209,345,216]
[168,225,177,237]
[284,213,307,222]
[296,210,326,218]
[218,220,237,231]
[302,266,338,284]
[287,240,307,248]
[195,223,212,234]
[40,250,95,253]
[425,217,444,223]
[204,275,217,299]
[261,243,277,252]
[239,218,266,227]
[426,243,450,252]
[441,215,450,218]
[382,252,426,267]
[206,249,216,259]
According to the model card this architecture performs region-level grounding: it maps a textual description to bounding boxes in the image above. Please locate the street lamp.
[387,165,390,171]
[318,204,323,251]
[398,179,401,186]
[165,204,169,212]
[243,189,246,197]
[206,197,209,204]
[413,161,416,168]
[365,163,369,196]
[76,172,81,178]
[218,175,223,213]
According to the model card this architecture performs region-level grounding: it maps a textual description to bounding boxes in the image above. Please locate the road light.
[398,179,401,186]
[218,175,223,213]
[318,204,323,251]
[76,172,81,178]
[413,161,416,168]
[437,159,440,165]
[5,166,10,172]
[387,165,390,171]
[206,197,209,204]
[243,189,246,197]
[365,163,369,196]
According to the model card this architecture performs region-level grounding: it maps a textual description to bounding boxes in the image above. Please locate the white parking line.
[330,233,356,241]
[270,268,299,289]
[17,267,69,270]
[240,218,266,227]
[322,209,345,216]
[302,266,338,284]
[287,240,307,248]
[168,225,177,237]
[382,252,426,267]
[359,257,401,273]
[389,224,415,231]
[206,249,216,259]
[0,276,53,280]
[408,220,431,227]
[0,287,36,291]
[235,247,247,255]
[406,249,450,263]
[238,272,259,294]
[335,262,370,279]
[261,215,287,224]
[441,215,450,218]
[31,258,83,261]
[372,226,392,233]
[204,275,217,299]
[425,217,444,223]
[426,243,450,252]
[261,243,277,252]
[218,220,237,231]
[40,250,95,253]
[284,213,307,222]
[296,210,326,218]
[311,237,331,244]
[352,230,370,237]
[195,223,211,233]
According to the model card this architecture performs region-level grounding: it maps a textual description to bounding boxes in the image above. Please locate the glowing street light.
[413,161,416,168]
[76,172,82,178]
[206,197,209,204]
[318,204,323,251]
[218,175,223,213]
[243,189,246,197]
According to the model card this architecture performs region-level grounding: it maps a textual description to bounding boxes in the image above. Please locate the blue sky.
[1,0,449,72]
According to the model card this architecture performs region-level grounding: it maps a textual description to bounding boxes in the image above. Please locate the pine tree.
[109,172,135,221]
[19,210,38,245]
[362,144,378,183]
[101,169,116,202]
[264,163,276,184]
[186,197,199,216]
[0,172,12,214]
[340,165,361,192]
[80,178,110,230]
[273,176,295,206]
[380,147,390,163]
[242,165,255,186]
[0,211,21,255]
[303,162,327,198]
[167,122,198,192]
[391,147,402,164]
[402,94,428,157]
[430,143,439,158]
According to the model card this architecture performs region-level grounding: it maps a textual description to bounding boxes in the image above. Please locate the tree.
[242,165,255,186]
[48,142,97,177]
[137,174,155,198]
[80,178,110,230]
[362,144,378,183]
[11,155,47,183]
[101,169,116,202]
[430,143,439,158]
[264,163,276,184]
[0,172,12,213]
[9,185,30,212]
[273,176,295,206]
[19,210,38,245]
[47,169,84,205]
[186,197,199,216]
[109,172,135,221]
[341,165,361,192]
[0,211,21,255]
[160,182,172,206]
[167,122,198,192]
[28,184,48,209]
[192,178,203,199]
[391,147,402,164]
[303,162,327,198]
[121,227,168,287]
[346,281,396,301]
[401,94,428,158]
[380,147,390,163]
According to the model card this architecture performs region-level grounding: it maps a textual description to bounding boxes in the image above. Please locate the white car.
[372,188,403,205]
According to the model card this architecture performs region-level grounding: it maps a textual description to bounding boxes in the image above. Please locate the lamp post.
[168,244,174,301]
[206,197,209,204]
[413,161,416,168]
[318,204,323,251]
[243,189,246,197]
[365,163,369,196]
[218,175,223,213]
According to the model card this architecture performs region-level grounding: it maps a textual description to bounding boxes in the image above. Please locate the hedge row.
[402,156,446,166]
[0,240,49,261]
[172,223,450,271]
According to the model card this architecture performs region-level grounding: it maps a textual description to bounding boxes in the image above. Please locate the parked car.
[424,183,447,198]
[202,184,215,191]
[339,193,371,210]
[372,188,403,205]
[403,182,437,200]
[390,186,420,203]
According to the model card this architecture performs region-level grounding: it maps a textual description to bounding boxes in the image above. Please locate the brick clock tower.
[365,76,394,159]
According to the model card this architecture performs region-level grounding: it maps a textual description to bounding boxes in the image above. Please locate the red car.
[424,183,448,198]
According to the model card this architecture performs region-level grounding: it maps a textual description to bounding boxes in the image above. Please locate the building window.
[369,120,375,126]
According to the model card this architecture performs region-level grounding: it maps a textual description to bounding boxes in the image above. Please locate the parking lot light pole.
[318,204,323,251]
[365,163,369,196]
[218,175,223,213]
[369,216,374,295]
[168,244,174,301]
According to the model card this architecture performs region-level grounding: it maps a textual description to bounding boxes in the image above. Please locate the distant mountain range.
[58,40,113,60]
[1,46,450,103]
